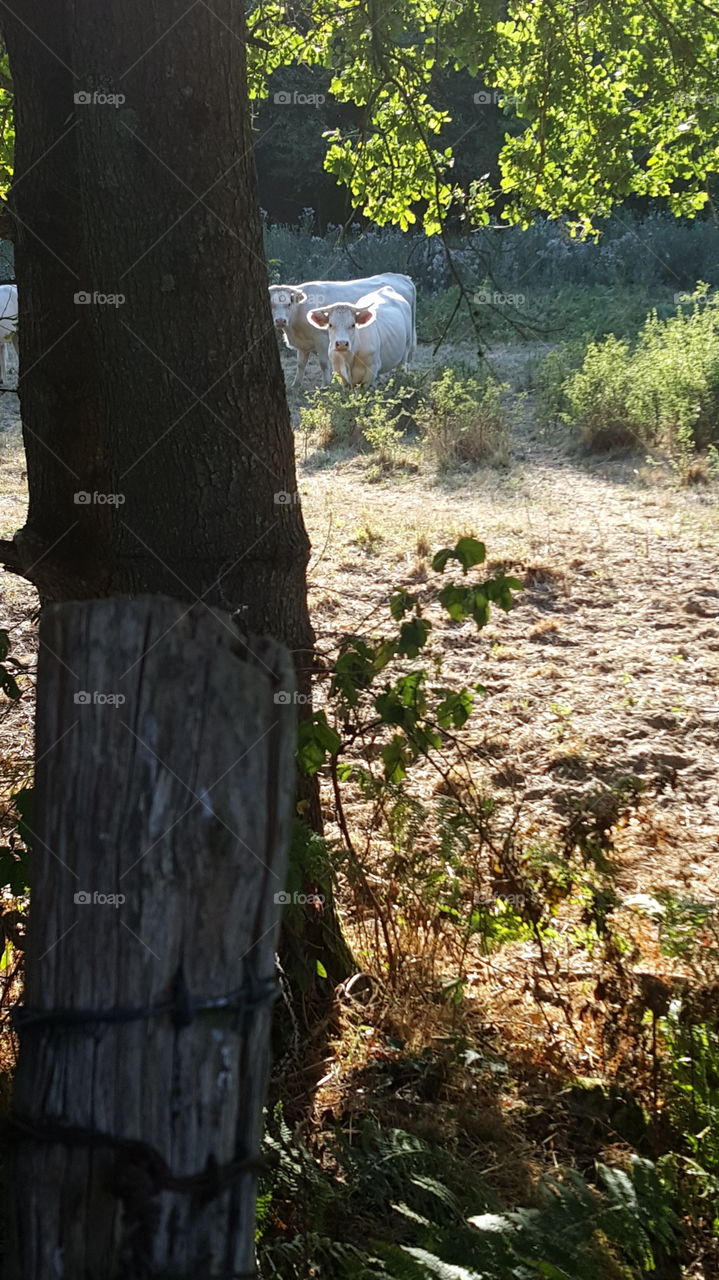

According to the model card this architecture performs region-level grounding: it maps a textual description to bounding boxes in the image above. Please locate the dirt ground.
[2,340,719,934]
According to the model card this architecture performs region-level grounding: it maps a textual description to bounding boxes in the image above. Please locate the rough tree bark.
[1,1,352,988]
[1,2,309,634]
[9,596,296,1279]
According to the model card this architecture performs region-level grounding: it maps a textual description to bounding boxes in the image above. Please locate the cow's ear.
[354,308,375,327]
[307,309,330,329]
[292,289,307,304]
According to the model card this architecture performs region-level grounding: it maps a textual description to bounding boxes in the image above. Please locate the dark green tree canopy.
[247,0,719,233]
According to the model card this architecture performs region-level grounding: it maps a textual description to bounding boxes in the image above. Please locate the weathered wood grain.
[9,596,296,1279]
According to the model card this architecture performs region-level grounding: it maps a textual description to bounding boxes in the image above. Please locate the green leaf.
[316,960,328,979]
[453,537,487,570]
[382,735,410,783]
[438,583,473,622]
[332,640,379,705]
[296,712,341,777]
[436,688,474,729]
[432,538,486,574]
[373,639,398,672]
[0,666,20,700]
[390,589,418,621]
[397,617,431,658]
[0,847,29,895]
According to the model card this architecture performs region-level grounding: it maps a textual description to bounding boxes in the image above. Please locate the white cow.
[0,283,18,387]
[269,272,416,385]
[306,286,413,388]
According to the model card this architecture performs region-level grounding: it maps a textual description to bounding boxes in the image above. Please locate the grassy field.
[2,329,719,1276]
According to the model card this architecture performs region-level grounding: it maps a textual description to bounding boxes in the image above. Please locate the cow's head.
[307,301,375,352]
[268,286,307,330]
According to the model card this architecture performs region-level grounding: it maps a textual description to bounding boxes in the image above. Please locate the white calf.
[306,286,413,388]
[269,272,415,385]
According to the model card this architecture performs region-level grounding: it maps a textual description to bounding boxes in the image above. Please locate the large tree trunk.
[2,0,311,652]
[1,2,352,993]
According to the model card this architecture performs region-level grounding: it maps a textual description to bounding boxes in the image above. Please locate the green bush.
[299,371,431,456]
[561,334,645,452]
[557,289,719,463]
[535,339,591,431]
[658,996,719,1247]
[417,368,509,469]
[631,298,719,454]
[298,381,365,450]
[415,281,678,350]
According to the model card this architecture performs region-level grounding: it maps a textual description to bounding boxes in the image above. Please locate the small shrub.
[561,335,644,452]
[535,339,589,430]
[362,408,406,469]
[418,367,509,469]
[299,382,364,450]
[258,1110,680,1280]
[631,292,719,458]
[559,289,719,461]
[300,371,430,459]
[376,369,431,434]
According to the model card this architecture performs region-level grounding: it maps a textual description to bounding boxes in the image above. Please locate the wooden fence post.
[8,596,296,1279]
